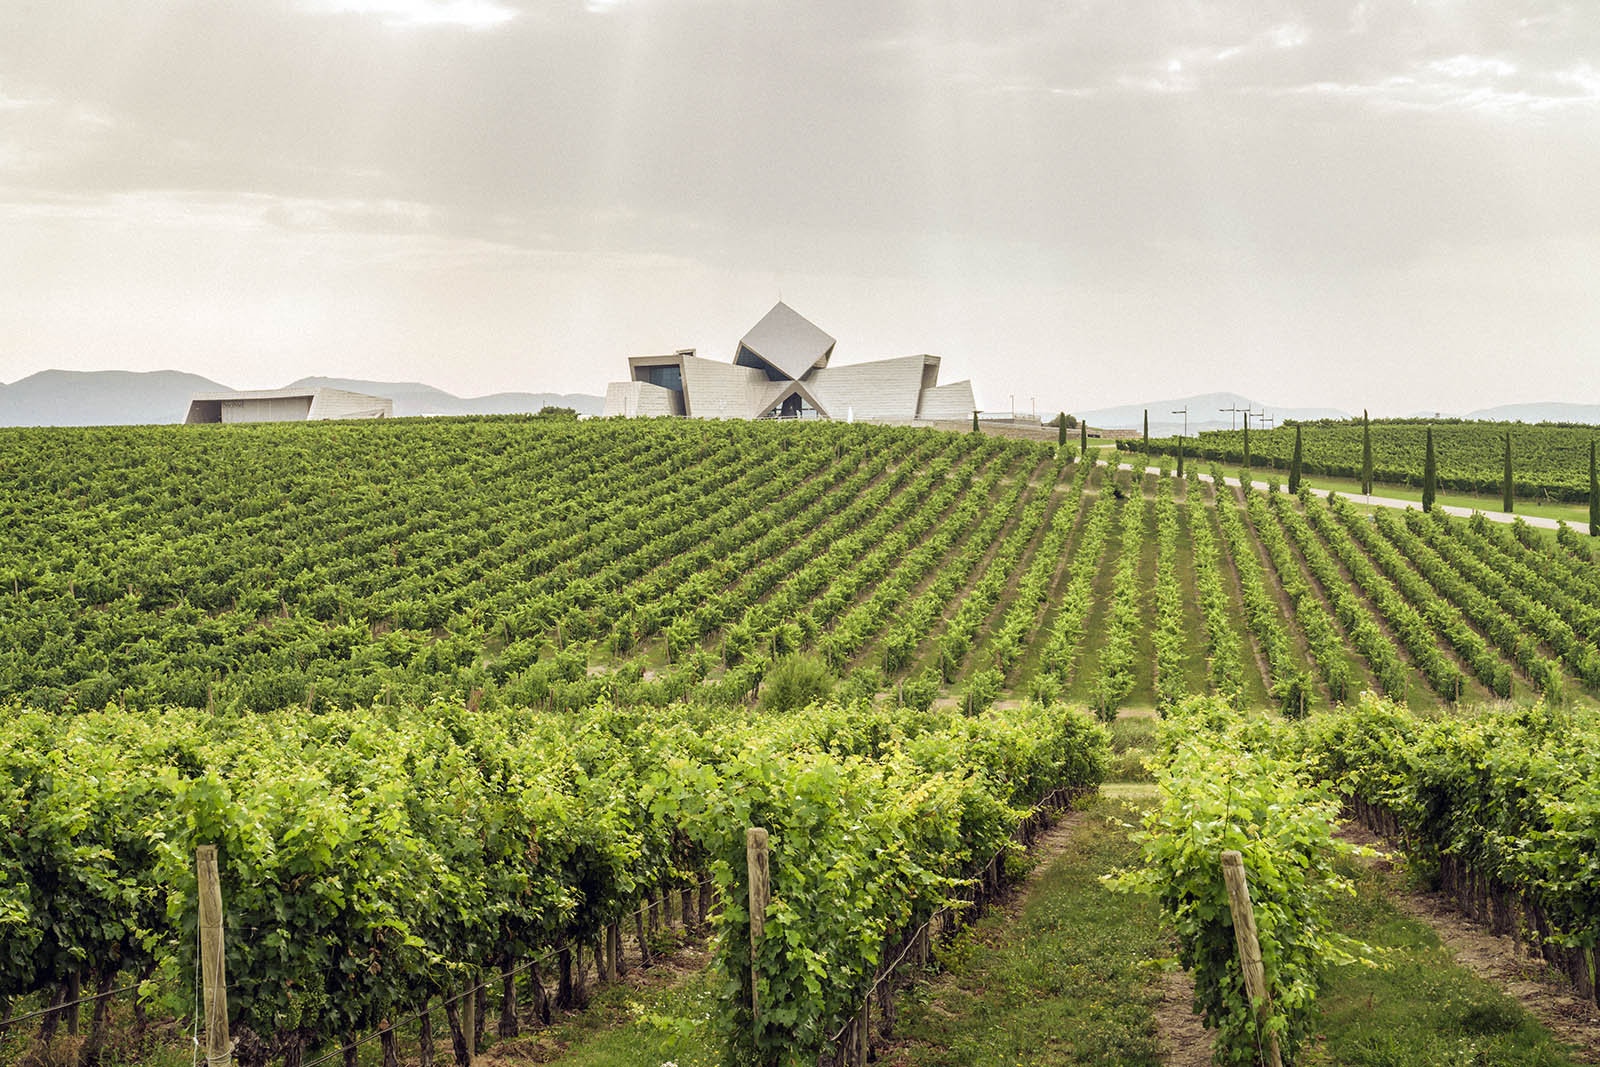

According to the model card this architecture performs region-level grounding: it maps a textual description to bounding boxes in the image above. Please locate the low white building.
[184,387,394,424]
[602,303,977,423]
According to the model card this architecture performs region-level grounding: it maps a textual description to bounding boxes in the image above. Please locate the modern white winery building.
[183,387,394,424]
[602,303,977,422]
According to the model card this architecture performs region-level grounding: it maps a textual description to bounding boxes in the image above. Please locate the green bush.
[758,652,834,713]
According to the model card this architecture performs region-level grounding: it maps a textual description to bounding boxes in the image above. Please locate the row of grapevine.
[1151,478,1188,710]
[1452,518,1600,660]
[1132,420,1600,502]
[1268,491,1409,697]
[1089,470,1147,717]
[1330,498,1510,699]
[1240,486,1355,702]
[1298,696,1600,1003]
[989,458,1094,678]
[1210,477,1311,715]
[0,698,1110,1065]
[1300,492,1466,700]
[1112,697,1365,1065]
[931,455,1064,683]
[1186,486,1245,707]
[2,418,1065,714]
[1376,510,1557,696]
[1038,493,1118,684]
[819,448,1013,673]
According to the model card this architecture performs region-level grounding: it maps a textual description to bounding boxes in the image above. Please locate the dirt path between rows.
[1156,969,1214,1067]
[1339,822,1600,1060]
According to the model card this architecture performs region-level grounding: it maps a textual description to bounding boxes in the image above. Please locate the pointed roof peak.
[736,302,836,380]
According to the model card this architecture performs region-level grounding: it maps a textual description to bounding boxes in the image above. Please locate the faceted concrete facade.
[184,387,393,424]
[602,303,976,423]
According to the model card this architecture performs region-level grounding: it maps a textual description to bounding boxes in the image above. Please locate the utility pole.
[1170,406,1189,438]
[1221,404,1244,431]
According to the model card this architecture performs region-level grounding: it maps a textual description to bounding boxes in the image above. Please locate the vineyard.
[5,415,1600,1065]
[1132,419,1600,503]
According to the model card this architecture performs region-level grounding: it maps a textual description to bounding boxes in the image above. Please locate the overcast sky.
[1,0,1596,414]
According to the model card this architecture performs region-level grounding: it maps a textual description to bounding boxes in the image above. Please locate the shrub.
[758,653,834,713]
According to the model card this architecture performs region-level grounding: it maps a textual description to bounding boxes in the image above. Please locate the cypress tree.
[1058,412,1067,448]
[1177,436,1185,479]
[1242,412,1251,470]
[1143,409,1149,455]
[972,410,979,434]
[1422,427,1437,513]
[1080,420,1088,456]
[1361,410,1373,496]
[1288,424,1303,494]
[1502,430,1514,513]
[1590,440,1598,537]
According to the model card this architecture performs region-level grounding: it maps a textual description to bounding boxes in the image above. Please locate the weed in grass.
[1308,857,1583,1067]
[885,800,1166,1066]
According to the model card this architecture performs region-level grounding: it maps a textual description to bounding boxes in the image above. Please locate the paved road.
[1110,462,1564,531]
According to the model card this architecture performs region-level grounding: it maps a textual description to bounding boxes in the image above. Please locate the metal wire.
[296,873,718,1067]
[826,786,1074,1047]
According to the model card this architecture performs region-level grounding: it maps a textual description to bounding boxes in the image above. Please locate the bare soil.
[1155,968,1214,1067]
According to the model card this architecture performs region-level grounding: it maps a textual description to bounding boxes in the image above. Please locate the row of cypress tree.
[1061,407,1599,538]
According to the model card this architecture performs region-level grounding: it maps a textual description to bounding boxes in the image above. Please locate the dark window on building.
[639,364,683,392]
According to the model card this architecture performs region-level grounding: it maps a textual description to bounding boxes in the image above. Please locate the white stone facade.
[184,387,393,424]
[602,303,977,424]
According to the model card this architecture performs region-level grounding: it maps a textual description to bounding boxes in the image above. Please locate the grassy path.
[881,798,1167,1067]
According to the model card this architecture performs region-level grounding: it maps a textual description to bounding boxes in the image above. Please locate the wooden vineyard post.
[195,846,232,1067]
[746,827,770,1029]
[459,977,476,1067]
[1220,851,1283,1067]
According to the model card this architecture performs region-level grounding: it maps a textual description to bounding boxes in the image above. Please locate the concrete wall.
[603,381,683,417]
[678,355,770,418]
[804,356,926,421]
[305,388,393,420]
[221,395,313,422]
[916,380,977,421]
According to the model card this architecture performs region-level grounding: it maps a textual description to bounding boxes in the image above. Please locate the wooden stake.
[196,845,232,1067]
[459,978,476,1066]
[746,827,770,1024]
[1220,851,1283,1067]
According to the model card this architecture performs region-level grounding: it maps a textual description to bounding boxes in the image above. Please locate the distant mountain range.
[1461,402,1600,425]
[1077,392,1350,437]
[0,370,603,426]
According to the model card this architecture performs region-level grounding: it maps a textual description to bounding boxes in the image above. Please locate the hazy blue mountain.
[0,370,604,426]
[1077,392,1350,437]
[0,369,229,426]
[1462,402,1600,425]
[285,377,604,418]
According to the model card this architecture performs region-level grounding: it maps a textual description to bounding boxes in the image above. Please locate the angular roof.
[735,302,836,380]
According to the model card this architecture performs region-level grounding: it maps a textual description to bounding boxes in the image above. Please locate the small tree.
[1288,424,1303,494]
[1590,440,1598,537]
[1242,411,1252,470]
[972,410,980,433]
[1080,421,1089,455]
[1502,430,1514,513]
[1143,409,1150,454]
[1361,410,1373,496]
[1177,435,1185,479]
[1058,412,1068,447]
[1422,426,1437,513]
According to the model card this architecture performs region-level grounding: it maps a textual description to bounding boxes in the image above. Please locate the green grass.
[1105,714,1157,782]
[1301,473,1592,526]
[883,799,1166,1067]
[496,970,721,1067]
[1309,855,1587,1066]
